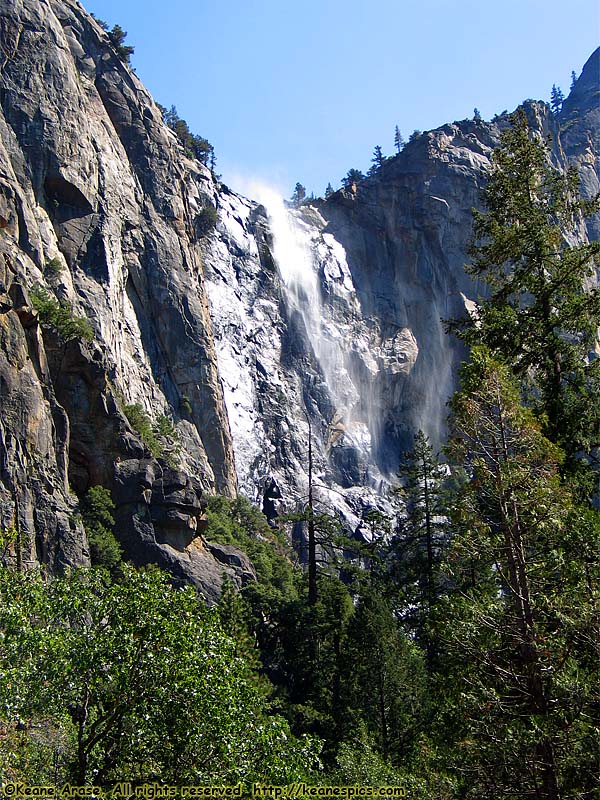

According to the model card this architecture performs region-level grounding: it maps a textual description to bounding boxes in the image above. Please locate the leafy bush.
[153,413,182,467]
[0,527,17,568]
[44,257,63,277]
[206,495,296,594]
[81,486,122,571]
[122,404,181,467]
[122,402,162,458]
[0,565,321,785]
[180,394,193,416]
[196,204,218,236]
[30,285,93,342]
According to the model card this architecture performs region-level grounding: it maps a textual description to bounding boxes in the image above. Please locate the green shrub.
[180,394,193,416]
[44,257,63,278]
[196,204,218,236]
[0,527,17,567]
[122,405,181,467]
[153,414,182,468]
[81,486,122,571]
[122,403,162,458]
[30,285,93,342]
[206,495,297,595]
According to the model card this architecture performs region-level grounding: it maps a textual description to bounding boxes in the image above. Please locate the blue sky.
[83,0,599,198]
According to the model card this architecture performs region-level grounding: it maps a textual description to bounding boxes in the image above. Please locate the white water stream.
[252,186,385,488]
[258,190,355,411]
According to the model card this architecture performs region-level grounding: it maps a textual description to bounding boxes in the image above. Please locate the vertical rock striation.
[0,0,248,592]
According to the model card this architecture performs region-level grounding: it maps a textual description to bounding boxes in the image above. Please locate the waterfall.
[248,185,392,497]
[254,187,358,425]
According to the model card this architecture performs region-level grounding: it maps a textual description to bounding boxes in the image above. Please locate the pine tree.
[160,105,215,166]
[324,183,334,198]
[372,145,384,167]
[570,70,577,92]
[438,349,600,799]
[218,579,263,678]
[473,108,482,121]
[270,575,354,748]
[449,108,600,472]
[341,589,427,765]
[394,125,405,153]
[291,182,306,208]
[162,104,180,128]
[550,84,564,114]
[107,24,134,63]
[393,431,448,661]
[342,169,364,189]
[367,146,385,177]
[91,14,109,31]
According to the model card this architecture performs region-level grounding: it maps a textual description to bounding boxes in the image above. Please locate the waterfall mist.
[255,187,357,415]
[248,185,398,500]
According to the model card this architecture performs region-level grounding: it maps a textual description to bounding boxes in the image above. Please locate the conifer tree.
[218,578,263,675]
[570,69,577,91]
[325,182,334,198]
[438,349,600,799]
[160,105,214,166]
[342,169,364,189]
[367,146,385,177]
[372,145,385,167]
[341,589,427,766]
[107,24,134,63]
[550,84,564,114]
[291,182,306,208]
[450,109,600,473]
[394,125,405,153]
[393,431,448,661]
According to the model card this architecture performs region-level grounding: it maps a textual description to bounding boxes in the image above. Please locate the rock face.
[0,0,248,594]
[112,459,255,603]
[0,0,597,588]
[0,0,236,495]
[560,48,600,241]
[0,274,88,571]
[202,76,599,530]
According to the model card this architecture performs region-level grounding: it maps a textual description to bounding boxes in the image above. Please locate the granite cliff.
[0,0,244,599]
[0,0,597,595]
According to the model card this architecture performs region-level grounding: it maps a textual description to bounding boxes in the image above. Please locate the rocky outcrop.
[112,459,255,603]
[0,262,88,571]
[559,48,600,240]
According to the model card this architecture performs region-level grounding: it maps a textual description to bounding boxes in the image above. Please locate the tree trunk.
[306,413,317,606]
